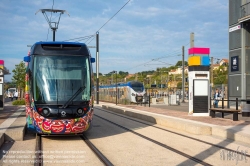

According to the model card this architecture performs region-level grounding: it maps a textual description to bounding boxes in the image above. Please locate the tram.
[99,81,146,103]
[23,41,95,134]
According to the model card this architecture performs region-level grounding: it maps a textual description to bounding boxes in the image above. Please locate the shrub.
[12,99,25,105]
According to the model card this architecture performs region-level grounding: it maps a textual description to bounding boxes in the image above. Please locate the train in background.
[98,81,146,103]
[23,41,95,135]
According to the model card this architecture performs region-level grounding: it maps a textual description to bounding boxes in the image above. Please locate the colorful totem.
[188,47,210,116]
[0,60,4,109]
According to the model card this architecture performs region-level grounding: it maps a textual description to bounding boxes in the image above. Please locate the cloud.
[0,0,229,78]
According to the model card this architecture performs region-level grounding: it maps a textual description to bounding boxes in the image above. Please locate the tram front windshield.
[33,55,90,104]
[130,82,144,92]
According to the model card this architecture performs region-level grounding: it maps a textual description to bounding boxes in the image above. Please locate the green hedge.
[12,99,25,105]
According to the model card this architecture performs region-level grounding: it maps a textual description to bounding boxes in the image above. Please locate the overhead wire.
[64,0,131,43]
[96,0,131,33]
[86,0,131,44]
[63,35,95,42]
[61,1,190,73]
[126,53,182,71]
[124,42,190,72]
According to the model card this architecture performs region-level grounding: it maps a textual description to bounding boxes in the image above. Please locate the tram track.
[81,134,113,166]
[34,134,42,166]
[96,107,250,158]
[34,132,113,166]
[94,113,212,166]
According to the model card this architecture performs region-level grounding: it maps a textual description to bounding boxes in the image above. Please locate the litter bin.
[242,100,250,117]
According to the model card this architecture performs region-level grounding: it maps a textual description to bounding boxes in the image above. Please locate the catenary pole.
[96,32,99,104]
[182,46,185,103]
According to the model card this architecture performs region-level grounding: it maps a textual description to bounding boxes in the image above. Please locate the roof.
[34,41,86,46]
[221,59,229,63]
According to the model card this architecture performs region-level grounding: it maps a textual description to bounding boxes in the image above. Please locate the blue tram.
[23,41,95,134]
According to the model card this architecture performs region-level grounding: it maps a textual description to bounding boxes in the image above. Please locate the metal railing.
[210,97,250,110]
[210,97,238,110]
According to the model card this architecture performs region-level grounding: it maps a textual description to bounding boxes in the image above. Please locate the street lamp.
[112,71,117,105]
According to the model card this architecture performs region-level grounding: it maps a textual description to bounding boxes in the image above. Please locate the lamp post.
[112,71,117,105]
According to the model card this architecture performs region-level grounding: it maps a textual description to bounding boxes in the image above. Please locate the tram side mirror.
[24,56,30,62]
[91,58,95,63]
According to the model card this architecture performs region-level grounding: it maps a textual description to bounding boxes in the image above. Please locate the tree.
[177,82,182,89]
[213,64,228,85]
[12,61,26,99]
[175,61,188,67]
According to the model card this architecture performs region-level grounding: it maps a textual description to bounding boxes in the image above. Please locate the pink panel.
[188,47,210,55]
[0,60,4,65]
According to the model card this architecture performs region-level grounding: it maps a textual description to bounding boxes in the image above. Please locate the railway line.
[86,106,249,165]
[1,105,249,165]
[34,133,111,166]
[96,107,250,159]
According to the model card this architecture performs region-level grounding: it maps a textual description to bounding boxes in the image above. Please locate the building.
[212,59,228,71]
[169,67,188,75]
[229,0,250,103]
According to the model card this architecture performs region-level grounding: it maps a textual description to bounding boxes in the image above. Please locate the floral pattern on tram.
[25,72,94,134]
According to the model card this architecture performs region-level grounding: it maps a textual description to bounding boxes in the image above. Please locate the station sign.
[229,25,241,32]
[231,56,239,72]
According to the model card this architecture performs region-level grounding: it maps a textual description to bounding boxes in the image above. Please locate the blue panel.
[201,56,210,66]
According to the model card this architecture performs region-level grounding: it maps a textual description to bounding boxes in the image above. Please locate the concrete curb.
[212,126,250,145]
[0,107,26,148]
[4,110,26,142]
[102,105,250,146]
[102,105,212,135]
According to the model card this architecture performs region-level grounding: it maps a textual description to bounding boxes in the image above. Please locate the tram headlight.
[42,108,50,116]
[77,108,83,114]
[76,107,88,115]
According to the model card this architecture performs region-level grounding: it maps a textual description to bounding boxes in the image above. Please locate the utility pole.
[115,71,117,105]
[190,32,194,48]
[96,32,99,104]
[182,46,185,103]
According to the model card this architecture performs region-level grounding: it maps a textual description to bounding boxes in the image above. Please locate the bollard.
[210,97,211,108]
[222,98,224,109]
[236,98,238,110]
[149,95,150,107]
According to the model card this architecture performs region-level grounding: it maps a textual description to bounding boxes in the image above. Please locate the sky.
[0,0,229,82]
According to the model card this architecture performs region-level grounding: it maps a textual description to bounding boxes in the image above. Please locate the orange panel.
[188,56,201,66]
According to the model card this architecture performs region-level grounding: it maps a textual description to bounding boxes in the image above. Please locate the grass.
[12,99,25,105]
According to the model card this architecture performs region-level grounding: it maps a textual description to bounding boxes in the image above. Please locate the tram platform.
[0,100,249,148]
[0,101,26,148]
[98,102,250,146]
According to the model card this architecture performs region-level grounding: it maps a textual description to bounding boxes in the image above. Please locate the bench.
[209,108,241,121]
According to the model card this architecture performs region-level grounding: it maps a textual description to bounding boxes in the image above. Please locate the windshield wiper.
[61,86,85,108]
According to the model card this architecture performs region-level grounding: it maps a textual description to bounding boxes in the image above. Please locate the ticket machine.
[188,47,210,116]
